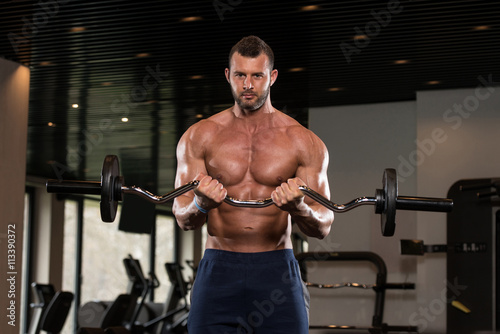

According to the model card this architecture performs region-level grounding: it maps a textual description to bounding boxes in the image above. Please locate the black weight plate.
[381,168,398,236]
[100,155,120,222]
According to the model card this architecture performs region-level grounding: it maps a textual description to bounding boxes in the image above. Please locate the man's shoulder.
[278,113,327,151]
[279,114,314,138]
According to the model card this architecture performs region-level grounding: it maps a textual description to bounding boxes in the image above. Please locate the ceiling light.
[289,67,306,72]
[354,34,368,40]
[196,114,204,119]
[181,16,203,22]
[48,122,56,127]
[426,80,441,85]
[394,60,410,64]
[300,5,320,11]
[327,87,343,92]
[39,61,52,66]
[72,104,79,108]
[190,75,204,80]
[473,25,490,31]
[70,27,86,33]
[121,117,129,122]
[135,53,151,58]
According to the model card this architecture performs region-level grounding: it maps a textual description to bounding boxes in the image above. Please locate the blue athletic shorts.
[187,249,310,334]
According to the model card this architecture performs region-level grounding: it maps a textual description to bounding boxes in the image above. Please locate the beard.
[231,84,271,112]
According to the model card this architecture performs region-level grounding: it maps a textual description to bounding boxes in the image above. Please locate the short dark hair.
[228,36,274,70]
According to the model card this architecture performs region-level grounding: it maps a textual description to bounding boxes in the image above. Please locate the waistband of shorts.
[202,248,296,264]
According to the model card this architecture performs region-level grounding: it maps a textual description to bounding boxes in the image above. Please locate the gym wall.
[0,58,30,334]
[309,85,500,333]
[310,101,418,329]
[416,87,500,333]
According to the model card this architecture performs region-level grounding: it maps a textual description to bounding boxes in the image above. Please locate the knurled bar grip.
[121,182,380,211]
[125,183,373,210]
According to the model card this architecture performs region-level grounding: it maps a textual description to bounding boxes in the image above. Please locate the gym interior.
[1,1,500,334]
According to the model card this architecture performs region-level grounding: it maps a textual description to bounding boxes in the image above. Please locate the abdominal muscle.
[204,203,293,253]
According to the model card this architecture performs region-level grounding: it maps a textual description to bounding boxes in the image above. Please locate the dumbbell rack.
[296,252,418,334]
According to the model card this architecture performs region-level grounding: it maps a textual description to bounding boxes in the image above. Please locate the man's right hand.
[193,173,227,211]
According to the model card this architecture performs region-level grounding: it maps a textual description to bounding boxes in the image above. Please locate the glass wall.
[80,200,150,302]
[62,200,77,334]
[62,199,176,333]
[154,214,177,302]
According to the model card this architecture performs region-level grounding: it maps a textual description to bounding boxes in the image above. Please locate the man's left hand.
[271,178,307,213]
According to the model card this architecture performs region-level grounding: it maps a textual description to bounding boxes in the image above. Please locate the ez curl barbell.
[46,155,453,236]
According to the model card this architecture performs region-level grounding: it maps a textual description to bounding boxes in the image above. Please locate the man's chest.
[204,129,299,187]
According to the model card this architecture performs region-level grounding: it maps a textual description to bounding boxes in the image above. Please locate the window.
[80,200,150,302]
[62,199,177,332]
[154,214,176,302]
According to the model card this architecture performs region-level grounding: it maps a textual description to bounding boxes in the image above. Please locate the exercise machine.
[27,282,74,334]
[78,255,192,334]
[446,178,500,333]
[78,255,158,330]
[127,261,191,334]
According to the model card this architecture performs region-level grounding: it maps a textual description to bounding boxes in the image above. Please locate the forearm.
[172,195,208,231]
[290,204,334,239]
